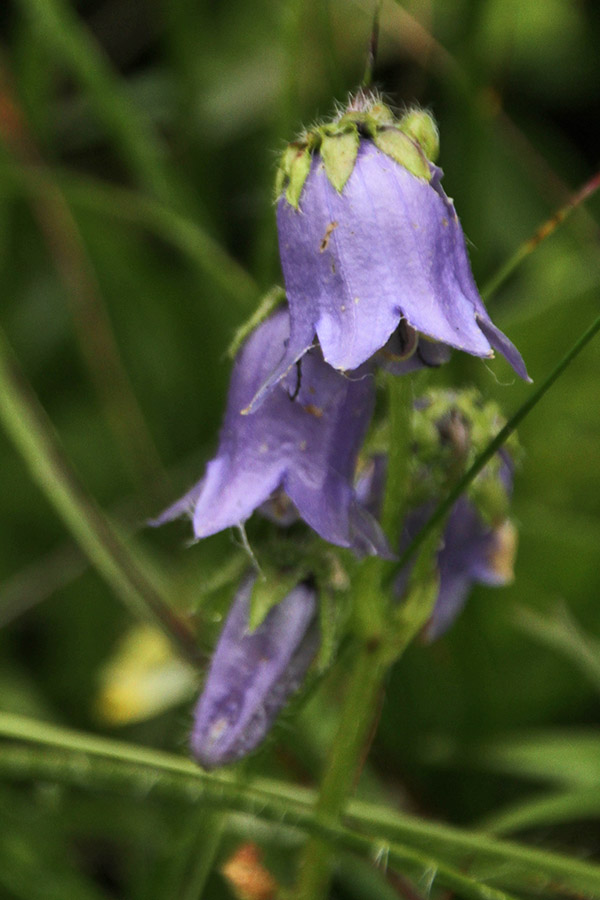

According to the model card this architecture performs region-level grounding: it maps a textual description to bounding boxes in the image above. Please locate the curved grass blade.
[0,67,166,493]
[0,159,260,310]
[2,712,600,898]
[479,789,600,837]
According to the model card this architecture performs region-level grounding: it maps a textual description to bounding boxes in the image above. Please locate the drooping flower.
[249,97,528,407]
[395,389,519,640]
[355,389,518,639]
[151,307,388,556]
[191,576,319,769]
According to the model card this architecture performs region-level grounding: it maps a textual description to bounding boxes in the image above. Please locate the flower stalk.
[294,376,419,900]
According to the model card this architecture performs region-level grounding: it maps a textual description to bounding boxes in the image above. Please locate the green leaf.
[470,729,600,788]
[249,567,308,631]
[480,789,600,836]
[514,601,600,694]
[398,109,440,162]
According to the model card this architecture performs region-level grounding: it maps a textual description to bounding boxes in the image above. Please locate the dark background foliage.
[0,1,599,897]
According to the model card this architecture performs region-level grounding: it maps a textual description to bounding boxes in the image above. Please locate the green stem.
[0,745,519,900]
[481,169,600,301]
[0,324,199,665]
[296,375,414,899]
[163,810,227,900]
[396,312,600,573]
[295,640,388,899]
[381,374,411,547]
[362,0,383,88]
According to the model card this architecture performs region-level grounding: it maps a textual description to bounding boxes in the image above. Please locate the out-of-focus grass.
[0,0,600,897]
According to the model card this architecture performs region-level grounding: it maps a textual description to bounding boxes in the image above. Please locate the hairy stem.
[294,639,388,900]
[295,375,413,899]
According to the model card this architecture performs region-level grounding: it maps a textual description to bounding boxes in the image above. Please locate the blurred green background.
[1,0,600,897]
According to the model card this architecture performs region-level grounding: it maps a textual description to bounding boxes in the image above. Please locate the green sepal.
[284,145,312,209]
[372,127,431,181]
[248,566,310,632]
[320,128,360,193]
[398,109,440,163]
[275,143,299,199]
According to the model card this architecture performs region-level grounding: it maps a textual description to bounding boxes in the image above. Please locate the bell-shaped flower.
[191,576,319,768]
[152,308,388,556]
[251,99,528,406]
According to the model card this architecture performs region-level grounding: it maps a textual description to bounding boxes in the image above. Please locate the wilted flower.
[250,96,528,406]
[152,308,388,556]
[191,576,319,769]
[398,492,517,641]
[395,389,519,640]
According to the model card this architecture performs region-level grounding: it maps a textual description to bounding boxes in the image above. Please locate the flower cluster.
[154,94,526,768]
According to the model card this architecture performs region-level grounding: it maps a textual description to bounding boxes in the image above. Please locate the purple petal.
[355,454,388,518]
[152,309,388,555]
[191,576,319,768]
[423,570,471,641]
[275,140,528,380]
[147,479,205,526]
[475,315,531,382]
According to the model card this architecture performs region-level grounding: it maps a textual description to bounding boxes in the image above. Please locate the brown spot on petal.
[319,220,338,252]
[221,843,278,900]
[303,404,323,419]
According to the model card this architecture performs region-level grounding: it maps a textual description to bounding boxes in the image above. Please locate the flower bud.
[191,576,319,769]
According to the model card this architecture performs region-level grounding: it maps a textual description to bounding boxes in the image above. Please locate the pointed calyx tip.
[275,96,440,207]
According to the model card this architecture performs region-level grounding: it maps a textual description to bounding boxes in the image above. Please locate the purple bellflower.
[191,576,319,769]
[249,98,528,407]
[152,308,388,556]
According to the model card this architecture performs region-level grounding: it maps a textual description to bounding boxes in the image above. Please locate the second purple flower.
[152,308,388,556]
